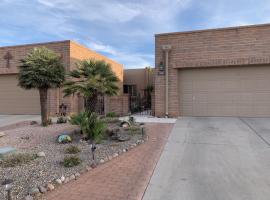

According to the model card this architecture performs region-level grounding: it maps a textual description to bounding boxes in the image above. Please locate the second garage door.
[178,65,270,117]
[0,74,40,114]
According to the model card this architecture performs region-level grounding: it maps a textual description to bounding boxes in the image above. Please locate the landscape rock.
[75,173,80,178]
[63,177,70,184]
[86,166,91,171]
[100,159,105,163]
[0,132,5,138]
[117,134,130,142]
[29,187,40,195]
[25,195,34,200]
[37,152,45,157]
[113,153,118,158]
[69,174,76,181]
[55,179,62,185]
[57,134,72,143]
[38,186,47,193]
[60,176,65,182]
[0,146,16,157]
[120,120,131,128]
[46,183,55,191]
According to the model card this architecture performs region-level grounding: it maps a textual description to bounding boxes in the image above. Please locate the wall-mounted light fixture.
[158,61,165,75]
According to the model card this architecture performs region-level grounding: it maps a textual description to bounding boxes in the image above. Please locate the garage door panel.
[0,75,40,114]
[178,65,270,117]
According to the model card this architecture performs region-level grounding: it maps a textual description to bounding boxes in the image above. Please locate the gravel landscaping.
[0,119,145,199]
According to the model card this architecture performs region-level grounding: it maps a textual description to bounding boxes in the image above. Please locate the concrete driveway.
[0,115,40,127]
[143,117,270,200]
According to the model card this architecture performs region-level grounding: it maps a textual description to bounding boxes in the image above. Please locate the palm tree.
[63,59,119,113]
[18,47,65,126]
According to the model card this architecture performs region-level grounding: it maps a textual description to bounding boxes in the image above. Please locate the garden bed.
[0,118,145,199]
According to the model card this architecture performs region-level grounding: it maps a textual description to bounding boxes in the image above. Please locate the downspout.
[162,45,172,117]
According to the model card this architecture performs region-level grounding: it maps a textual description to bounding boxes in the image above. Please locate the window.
[123,85,137,96]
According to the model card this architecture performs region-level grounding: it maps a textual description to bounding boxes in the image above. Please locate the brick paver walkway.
[45,123,173,200]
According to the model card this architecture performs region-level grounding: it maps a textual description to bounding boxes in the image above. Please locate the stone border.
[24,133,148,200]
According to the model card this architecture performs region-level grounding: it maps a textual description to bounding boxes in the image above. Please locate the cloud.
[88,41,117,55]
[87,40,153,68]
[3,0,270,68]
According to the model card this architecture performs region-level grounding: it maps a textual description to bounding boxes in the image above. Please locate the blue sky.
[1,0,270,68]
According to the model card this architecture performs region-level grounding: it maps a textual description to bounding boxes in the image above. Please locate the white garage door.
[0,74,40,114]
[178,65,270,117]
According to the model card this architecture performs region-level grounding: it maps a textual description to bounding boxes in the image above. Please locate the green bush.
[0,153,36,168]
[88,113,106,143]
[63,156,81,167]
[57,116,67,124]
[127,125,141,135]
[69,112,106,142]
[65,145,81,154]
[69,112,87,125]
[106,112,118,118]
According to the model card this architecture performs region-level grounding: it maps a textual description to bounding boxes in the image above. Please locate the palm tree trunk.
[39,88,48,126]
[85,94,98,113]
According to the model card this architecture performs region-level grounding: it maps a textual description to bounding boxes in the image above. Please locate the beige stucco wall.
[123,68,154,97]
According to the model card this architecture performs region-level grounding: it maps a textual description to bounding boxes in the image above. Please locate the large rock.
[57,134,72,144]
[29,187,40,195]
[37,152,45,157]
[0,132,5,138]
[0,147,16,157]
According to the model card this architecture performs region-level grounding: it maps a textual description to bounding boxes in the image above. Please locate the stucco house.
[0,40,128,116]
[154,23,270,117]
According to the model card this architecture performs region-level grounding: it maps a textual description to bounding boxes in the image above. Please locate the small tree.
[18,47,65,126]
[63,59,119,113]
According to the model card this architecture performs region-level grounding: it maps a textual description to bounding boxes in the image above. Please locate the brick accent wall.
[104,95,129,116]
[155,23,270,117]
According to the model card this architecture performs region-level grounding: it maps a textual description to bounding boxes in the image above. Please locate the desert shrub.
[65,145,81,154]
[63,156,81,167]
[88,113,106,143]
[127,125,141,135]
[57,116,67,124]
[69,112,106,142]
[69,112,87,125]
[30,121,38,125]
[48,118,53,125]
[0,153,36,168]
[106,112,118,118]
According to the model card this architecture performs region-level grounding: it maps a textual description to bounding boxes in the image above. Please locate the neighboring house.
[155,23,270,117]
[0,40,127,116]
[123,67,154,97]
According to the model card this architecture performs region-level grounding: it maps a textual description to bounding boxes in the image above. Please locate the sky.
[1,0,270,68]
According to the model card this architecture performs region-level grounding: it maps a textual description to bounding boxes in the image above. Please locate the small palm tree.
[18,47,65,126]
[63,59,119,113]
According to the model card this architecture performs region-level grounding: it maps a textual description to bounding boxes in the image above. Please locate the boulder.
[0,147,16,157]
[57,134,72,144]
[37,152,45,157]
[120,120,131,128]
[29,187,40,195]
[38,186,47,193]
[46,183,54,191]
[25,195,34,200]
[117,134,130,142]
[0,132,5,138]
